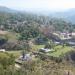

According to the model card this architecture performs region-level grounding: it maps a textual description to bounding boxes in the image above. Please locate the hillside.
[0,6,17,13]
[0,6,75,24]
[49,8,75,24]
[0,6,75,50]
[0,6,75,75]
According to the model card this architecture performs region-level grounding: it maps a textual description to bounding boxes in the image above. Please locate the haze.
[0,0,75,12]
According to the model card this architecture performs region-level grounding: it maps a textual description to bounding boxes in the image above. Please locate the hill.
[0,6,75,24]
[49,8,75,24]
[0,6,18,13]
[0,6,75,51]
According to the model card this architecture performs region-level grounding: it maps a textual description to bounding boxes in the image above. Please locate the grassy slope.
[6,51,21,58]
[47,45,73,57]
[5,32,20,41]
[0,30,20,42]
[6,45,73,58]
[7,45,45,58]
[0,31,21,57]
[32,44,73,57]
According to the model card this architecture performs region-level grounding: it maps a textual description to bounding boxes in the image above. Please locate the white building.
[40,48,52,53]
[0,49,5,52]
[19,54,31,61]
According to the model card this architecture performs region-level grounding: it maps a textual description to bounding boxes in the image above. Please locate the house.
[71,32,75,38]
[39,48,52,53]
[68,42,75,46]
[18,53,35,61]
[61,38,75,46]
[0,49,5,52]
[60,32,71,39]
[19,54,31,61]
[64,38,75,46]
[54,41,60,45]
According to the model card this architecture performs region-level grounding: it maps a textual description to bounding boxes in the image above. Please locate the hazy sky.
[0,0,75,11]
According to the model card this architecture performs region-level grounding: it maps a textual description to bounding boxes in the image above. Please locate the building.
[71,32,75,38]
[39,48,52,53]
[64,38,75,46]
[0,49,5,52]
[19,54,31,61]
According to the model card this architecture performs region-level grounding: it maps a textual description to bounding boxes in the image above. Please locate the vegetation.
[0,56,75,75]
[0,8,75,75]
[0,11,74,50]
[48,45,73,57]
[0,52,15,69]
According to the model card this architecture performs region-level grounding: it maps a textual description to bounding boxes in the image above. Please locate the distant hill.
[30,8,75,24]
[0,6,75,24]
[0,6,17,13]
[49,8,75,24]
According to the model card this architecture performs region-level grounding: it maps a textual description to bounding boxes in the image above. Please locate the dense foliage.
[0,7,75,75]
[0,12,74,33]
[0,12,74,50]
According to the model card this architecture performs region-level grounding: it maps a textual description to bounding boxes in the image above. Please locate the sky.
[0,0,75,12]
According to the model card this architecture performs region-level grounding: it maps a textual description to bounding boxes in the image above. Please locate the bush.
[0,52,15,69]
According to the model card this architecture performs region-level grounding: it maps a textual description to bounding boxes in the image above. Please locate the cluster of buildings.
[0,49,5,52]
[53,32,75,46]
[60,32,75,39]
